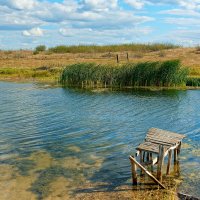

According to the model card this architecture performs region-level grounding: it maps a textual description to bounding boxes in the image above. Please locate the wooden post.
[177,142,181,157]
[157,145,165,182]
[116,54,119,63]
[129,156,137,185]
[166,150,172,175]
[174,148,177,163]
[174,148,179,173]
[149,153,153,172]
[140,151,144,175]
[129,156,166,189]
[126,53,129,62]
[143,151,146,162]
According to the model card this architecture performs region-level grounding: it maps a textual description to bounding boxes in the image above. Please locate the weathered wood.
[166,150,172,175]
[174,148,177,163]
[147,128,185,139]
[132,127,185,188]
[140,150,144,175]
[157,145,165,181]
[137,141,170,154]
[116,54,119,63]
[149,153,153,172]
[129,156,137,185]
[129,156,166,189]
[143,151,146,162]
[178,192,200,200]
[177,142,181,156]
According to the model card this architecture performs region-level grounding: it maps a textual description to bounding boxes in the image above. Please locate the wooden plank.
[129,156,137,185]
[166,150,172,175]
[148,128,185,139]
[136,141,170,154]
[139,150,144,175]
[157,145,165,181]
[174,148,177,163]
[145,138,176,146]
[129,155,166,189]
[146,136,181,144]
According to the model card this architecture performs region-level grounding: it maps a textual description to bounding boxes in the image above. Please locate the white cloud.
[81,0,118,11]
[160,9,200,17]
[1,0,38,10]
[167,29,200,46]
[124,0,145,9]
[165,17,200,26]
[124,0,200,10]
[1,0,200,48]
[22,27,44,37]
[58,26,152,45]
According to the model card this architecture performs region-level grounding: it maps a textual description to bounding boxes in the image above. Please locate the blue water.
[0,82,199,199]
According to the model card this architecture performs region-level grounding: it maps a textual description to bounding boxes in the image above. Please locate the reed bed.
[186,77,200,87]
[60,60,189,88]
[49,43,178,54]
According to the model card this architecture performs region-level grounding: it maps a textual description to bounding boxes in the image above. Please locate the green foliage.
[186,77,200,87]
[35,45,46,52]
[60,60,189,88]
[0,67,61,79]
[49,43,179,54]
[33,50,39,55]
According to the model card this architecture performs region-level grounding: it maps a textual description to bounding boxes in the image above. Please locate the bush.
[35,45,46,52]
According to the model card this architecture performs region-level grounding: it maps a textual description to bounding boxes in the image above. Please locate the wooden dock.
[129,128,185,188]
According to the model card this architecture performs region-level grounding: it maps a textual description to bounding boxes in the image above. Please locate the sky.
[0,0,200,49]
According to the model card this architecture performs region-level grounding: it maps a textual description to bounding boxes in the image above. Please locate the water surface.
[0,82,199,199]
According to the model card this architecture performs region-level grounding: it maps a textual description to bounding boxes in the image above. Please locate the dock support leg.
[140,151,144,175]
[157,145,164,182]
[174,148,177,163]
[129,156,137,185]
[166,150,172,175]
[177,142,181,157]
[150,153,153,172]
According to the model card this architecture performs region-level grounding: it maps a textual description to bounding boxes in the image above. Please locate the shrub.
[35,45,46,52]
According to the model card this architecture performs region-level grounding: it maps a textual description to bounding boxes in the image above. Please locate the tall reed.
[49,43,178,54]
[60,60,189,88]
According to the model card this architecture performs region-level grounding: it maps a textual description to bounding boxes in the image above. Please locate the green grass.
[0,67,61,80]
[60,60,189,88]
[48,43,179,54]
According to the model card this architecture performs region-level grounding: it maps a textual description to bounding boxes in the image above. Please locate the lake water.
[0,81,199,199]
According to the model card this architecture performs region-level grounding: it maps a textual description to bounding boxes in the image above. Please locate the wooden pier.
[129,128,185,188]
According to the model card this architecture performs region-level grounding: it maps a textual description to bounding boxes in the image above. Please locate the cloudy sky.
[0,0,200,49]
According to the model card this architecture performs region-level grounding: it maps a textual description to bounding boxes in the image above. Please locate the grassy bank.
[60,60,189,88]
[48,43,178,54]
[0,67,61,82]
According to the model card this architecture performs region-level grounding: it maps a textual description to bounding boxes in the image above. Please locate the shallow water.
[0,82,200,199]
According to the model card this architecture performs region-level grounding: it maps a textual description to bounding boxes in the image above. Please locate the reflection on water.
[0,82,200,199]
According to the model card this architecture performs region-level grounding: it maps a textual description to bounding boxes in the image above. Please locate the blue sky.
[0,0,200,49]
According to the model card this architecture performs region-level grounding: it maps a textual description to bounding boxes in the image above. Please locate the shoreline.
[1,77,200,91]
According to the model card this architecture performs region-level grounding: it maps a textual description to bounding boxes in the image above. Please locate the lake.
[0,81,199,199]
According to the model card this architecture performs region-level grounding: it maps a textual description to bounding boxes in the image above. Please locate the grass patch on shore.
[48,43,178,54]
[0,67,61,81]
[60,60,189,88]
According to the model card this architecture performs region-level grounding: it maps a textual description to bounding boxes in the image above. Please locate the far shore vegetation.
[0,43,200,88]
